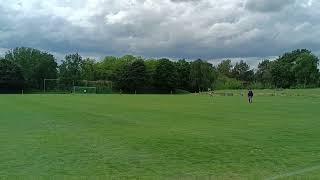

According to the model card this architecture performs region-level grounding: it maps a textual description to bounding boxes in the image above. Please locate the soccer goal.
[43,78,65,93]
[80,80,113,94]
[44,78,76,93]
[73,86,97,94]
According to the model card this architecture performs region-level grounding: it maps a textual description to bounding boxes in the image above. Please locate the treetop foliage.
[0,47,319,93]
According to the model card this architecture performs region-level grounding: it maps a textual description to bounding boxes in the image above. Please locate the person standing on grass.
[248,89,254,103]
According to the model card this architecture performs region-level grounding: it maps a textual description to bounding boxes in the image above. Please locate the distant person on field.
[248,89,254,103]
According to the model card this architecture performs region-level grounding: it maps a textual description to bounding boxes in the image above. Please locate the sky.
[0,0,319,65]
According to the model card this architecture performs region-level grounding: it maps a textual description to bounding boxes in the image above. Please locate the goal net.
[43,79,113,94]
[73,86,97,94]
[80,80,113,94]
[44,79,67,93]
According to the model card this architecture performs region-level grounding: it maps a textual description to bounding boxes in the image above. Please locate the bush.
[175,89,191,94]
[214,75,243,90]
[250,82,265,89]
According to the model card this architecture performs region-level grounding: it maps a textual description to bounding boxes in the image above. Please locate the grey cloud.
[170,0,201,2]
[245,0,296,12]
[0,0,319,63]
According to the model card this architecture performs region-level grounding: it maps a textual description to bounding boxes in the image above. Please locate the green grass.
[1,91,320,179]
[215,88,320,97]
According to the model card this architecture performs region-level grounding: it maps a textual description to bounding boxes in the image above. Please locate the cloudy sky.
[0,0,319,64]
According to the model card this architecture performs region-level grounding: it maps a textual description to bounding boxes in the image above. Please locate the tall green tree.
[145,59,158,72]
[270,60,292,88]
[256,60,273,88]
[117,55,137,71]
[81,58,97,81]
[114,60,147,92]
[145,59,159,88]
[270,49,318,88]
[127,60,146,92]
[95,56,118,81]
[5,47,57,89]
[232,60,253,82]
[217,60,233,77]
[0,58,24,91]
[175,59,191,90]
[190,59,216,91]
[59,53,83,87]
[292,53,319,87]
[153,58,177,91]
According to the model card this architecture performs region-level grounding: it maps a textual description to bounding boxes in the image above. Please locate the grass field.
[1,91,320,179]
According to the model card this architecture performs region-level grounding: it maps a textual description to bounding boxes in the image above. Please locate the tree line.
[0,47,319,93]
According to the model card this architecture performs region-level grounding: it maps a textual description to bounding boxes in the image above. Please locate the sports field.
[1,90,320,179]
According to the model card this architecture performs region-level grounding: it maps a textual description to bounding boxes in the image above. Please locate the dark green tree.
[190,59,216,91]
[127,60,146,92]
[255,60,273,88]
[145,59,159,88]
[59,53,83,87]
[270,60,292,88]
[232,60,250,81]
[0,58,24,92]
[244,70,255,82]
[5,47,57,89]
[115,60,147,92]
[81,58,97,81]
[153,58,177,91]
[270,49,318,88]
[217,60,233,77]
[175,59,191,90]
[292,52,319,88]
[95,56,118,81]
[114,62,130,91]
